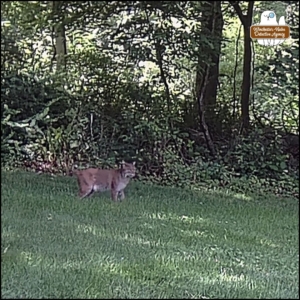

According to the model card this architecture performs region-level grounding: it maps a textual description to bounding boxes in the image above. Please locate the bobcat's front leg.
[111,190,119,202]
[119,190,125,201]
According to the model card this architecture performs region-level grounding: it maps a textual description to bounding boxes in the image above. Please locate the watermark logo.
[250,10,290,46]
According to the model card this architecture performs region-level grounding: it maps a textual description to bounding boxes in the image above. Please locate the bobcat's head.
[120,161,136,178]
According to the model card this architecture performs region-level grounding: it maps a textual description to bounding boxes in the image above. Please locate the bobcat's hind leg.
[79,187,94,200]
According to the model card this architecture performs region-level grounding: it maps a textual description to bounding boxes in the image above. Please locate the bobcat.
[73,161,136,202]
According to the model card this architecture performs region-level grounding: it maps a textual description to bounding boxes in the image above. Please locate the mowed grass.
[1,170,299,299]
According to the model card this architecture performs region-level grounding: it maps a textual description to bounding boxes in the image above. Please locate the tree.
[195,1,224,133]
[229,1,254,133]
[51,1,67,71]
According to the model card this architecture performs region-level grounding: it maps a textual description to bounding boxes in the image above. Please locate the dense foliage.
[1,1,299,198]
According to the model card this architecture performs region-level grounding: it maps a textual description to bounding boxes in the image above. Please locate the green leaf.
[30,119,36,127]
[70,141,79,149]
[280,161,287,170]
[269,165,279,171]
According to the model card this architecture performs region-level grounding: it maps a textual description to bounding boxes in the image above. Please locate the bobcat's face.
[120,161,136,178]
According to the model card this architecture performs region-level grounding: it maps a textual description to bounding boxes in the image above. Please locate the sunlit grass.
[1,170,299,299]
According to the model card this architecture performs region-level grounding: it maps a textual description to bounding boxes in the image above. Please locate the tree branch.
[229,1,247,27]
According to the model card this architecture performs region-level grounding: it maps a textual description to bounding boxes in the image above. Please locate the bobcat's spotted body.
[73,161,136,201]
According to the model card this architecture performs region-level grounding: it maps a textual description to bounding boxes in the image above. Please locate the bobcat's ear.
[132,161,136,166]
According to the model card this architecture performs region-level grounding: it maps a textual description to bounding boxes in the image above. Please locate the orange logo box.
[250,25,290,39]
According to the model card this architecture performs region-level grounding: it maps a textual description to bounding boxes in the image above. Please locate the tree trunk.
[229,1,254,133]
[195,1,224,133]
[242,24,251,131]
[197,65,216,157]
[52,1,67,72]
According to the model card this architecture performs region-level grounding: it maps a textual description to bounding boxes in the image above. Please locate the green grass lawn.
[1,170,299,299]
